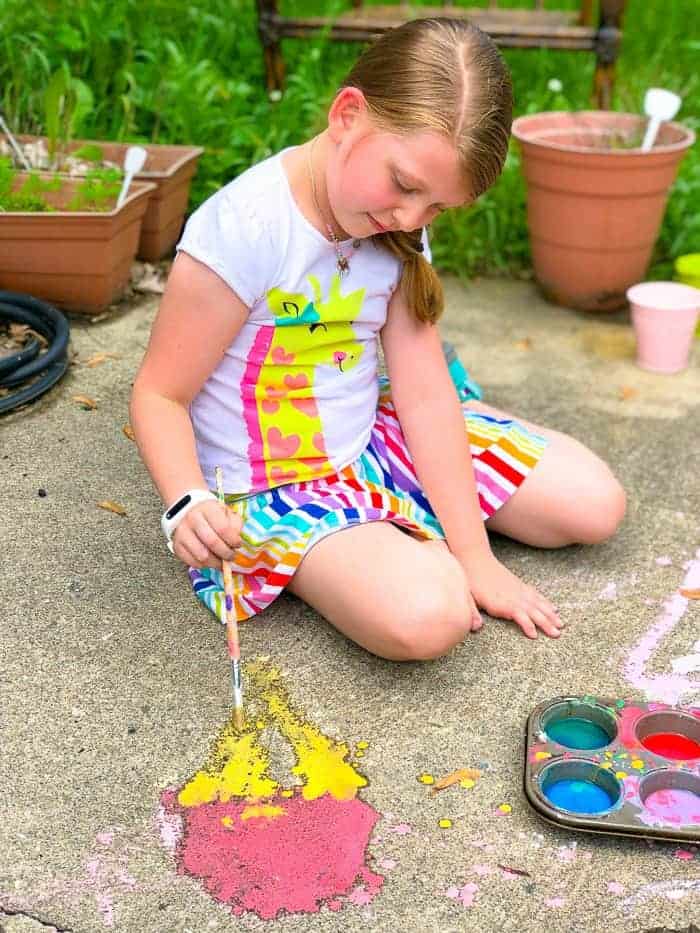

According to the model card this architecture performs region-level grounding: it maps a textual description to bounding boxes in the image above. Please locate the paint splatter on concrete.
[445,881,479,908]
[599,581,618,600]
[158,661,384,920]
[623,550,700,703]
[621,879,700,914]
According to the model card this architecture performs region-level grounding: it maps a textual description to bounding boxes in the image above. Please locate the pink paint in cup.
[626,281,700,374]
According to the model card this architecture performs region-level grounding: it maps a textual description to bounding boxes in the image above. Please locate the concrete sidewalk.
[2,277,699,933]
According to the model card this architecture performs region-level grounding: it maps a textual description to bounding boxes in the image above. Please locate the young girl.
[130,18,625,661]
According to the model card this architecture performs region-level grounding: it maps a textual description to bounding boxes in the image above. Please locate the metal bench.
[256,1,626,108]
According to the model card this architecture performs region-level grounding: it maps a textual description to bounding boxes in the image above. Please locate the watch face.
[166,493,192,520]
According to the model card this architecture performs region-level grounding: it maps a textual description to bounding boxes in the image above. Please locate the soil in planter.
[0,157,121,212]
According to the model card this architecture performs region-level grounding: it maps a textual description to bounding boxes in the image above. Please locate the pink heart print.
[267,427,301,459]
[284,373,310,390]
[271,346,296,365]
[270,466,299,483]
[262,385,284,414]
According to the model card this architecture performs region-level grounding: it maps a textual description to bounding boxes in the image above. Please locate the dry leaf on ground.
[430,767,482,794]
[619,386,639,401]
[72,395,98,410]
[498,864,531,877]
[122,424,136,441]
[97,500,127,516]
[85,352,120,368]
[514,337,533,351]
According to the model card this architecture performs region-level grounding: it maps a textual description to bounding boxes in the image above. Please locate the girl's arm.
[380,286,560,638]
[129,252,247,568]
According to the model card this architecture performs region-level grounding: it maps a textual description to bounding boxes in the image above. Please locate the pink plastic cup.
[626,281,700,374]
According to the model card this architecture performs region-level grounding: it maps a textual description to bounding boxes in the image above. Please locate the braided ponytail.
[375,229,443,324]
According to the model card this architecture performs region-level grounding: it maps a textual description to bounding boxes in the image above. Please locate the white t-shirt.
[176,148,403,495]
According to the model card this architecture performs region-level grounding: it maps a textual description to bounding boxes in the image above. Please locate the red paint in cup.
[640,732,700,760]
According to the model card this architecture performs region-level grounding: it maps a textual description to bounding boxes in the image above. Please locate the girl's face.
[325,90,471,240]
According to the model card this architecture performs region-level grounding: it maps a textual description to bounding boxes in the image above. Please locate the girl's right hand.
[171,501,243,570]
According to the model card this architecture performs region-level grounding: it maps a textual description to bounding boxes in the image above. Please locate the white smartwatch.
[161,489,218,551]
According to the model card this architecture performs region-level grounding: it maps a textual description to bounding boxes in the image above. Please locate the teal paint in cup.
[546,717,611,750]
[541,700,616,750]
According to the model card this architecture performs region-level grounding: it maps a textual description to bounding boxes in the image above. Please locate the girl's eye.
[393,175,416,195]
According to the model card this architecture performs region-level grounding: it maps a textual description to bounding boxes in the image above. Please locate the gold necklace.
[307,138,357,276]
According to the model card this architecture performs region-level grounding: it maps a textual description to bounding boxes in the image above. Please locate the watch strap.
[161,489,218,544]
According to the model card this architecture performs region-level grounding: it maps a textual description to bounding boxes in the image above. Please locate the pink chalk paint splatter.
[160,787,384,920]
[544,896,566,908]
[388,822,412,835]
[656,556,673,566]
[599,582,618,600]
[674,848,695,861]
[446,882,479,908]
[623,549,700,704]
[607,881,625,895]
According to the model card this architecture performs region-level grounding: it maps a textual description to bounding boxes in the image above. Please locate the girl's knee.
[379,579,473,661]
[577,474,626,544]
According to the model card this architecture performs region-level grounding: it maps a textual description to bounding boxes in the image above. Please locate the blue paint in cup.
[544,778,614,814]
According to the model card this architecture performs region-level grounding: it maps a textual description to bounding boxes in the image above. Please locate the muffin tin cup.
[524,696,700,842]
[635,710,700,761]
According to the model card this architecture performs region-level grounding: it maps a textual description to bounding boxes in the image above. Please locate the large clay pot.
[512,111,695,312]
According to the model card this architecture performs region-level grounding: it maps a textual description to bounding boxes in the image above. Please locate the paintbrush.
[215,466,245,730]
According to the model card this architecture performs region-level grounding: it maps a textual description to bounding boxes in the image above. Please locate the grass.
[1,0,698,278]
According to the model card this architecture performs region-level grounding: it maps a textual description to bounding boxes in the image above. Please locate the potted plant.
[0,67,203,262]
[512,111,695,311]
[0,160,155,314]
[2,135,203,263]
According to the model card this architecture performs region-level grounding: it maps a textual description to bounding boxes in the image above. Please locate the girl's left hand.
[462,552,563,639]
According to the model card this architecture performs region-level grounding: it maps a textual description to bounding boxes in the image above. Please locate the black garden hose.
[0,291,70,414]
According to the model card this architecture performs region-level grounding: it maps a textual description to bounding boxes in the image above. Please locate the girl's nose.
[394,204,429,233]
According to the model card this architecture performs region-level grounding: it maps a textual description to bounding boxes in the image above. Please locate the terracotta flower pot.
[512,112,695,312]
[2,135,204,261]
[0,174,155,314]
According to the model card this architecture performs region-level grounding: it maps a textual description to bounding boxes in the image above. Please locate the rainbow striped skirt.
[189,381,547,623]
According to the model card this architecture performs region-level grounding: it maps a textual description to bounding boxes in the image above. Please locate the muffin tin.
[524,697,700,842]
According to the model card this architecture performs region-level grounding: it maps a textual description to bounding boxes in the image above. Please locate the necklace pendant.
[337,255,349,275]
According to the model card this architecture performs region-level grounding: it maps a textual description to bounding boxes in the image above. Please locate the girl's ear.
[328,86,370,144]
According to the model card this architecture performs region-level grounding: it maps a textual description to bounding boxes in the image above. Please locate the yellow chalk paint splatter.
[438,818,452,829]
[221,816,233,827]
[615,771,628,780]
[460,779,476,789]
[534,751,552,761]
[178,660,367,810]
[281,789,294,798]
[599,761,612,769]
[631,759,644,770]
[356,741,369,750]
[241,804,286,821]
[498,803,512,814]
[178,725,278,807]
[418,773,435,785]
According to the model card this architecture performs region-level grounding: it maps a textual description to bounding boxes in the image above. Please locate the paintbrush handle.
[221,557,241,661]
[214,467,244,724]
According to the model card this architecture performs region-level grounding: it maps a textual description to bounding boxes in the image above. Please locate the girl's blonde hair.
[341,18,513,323]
